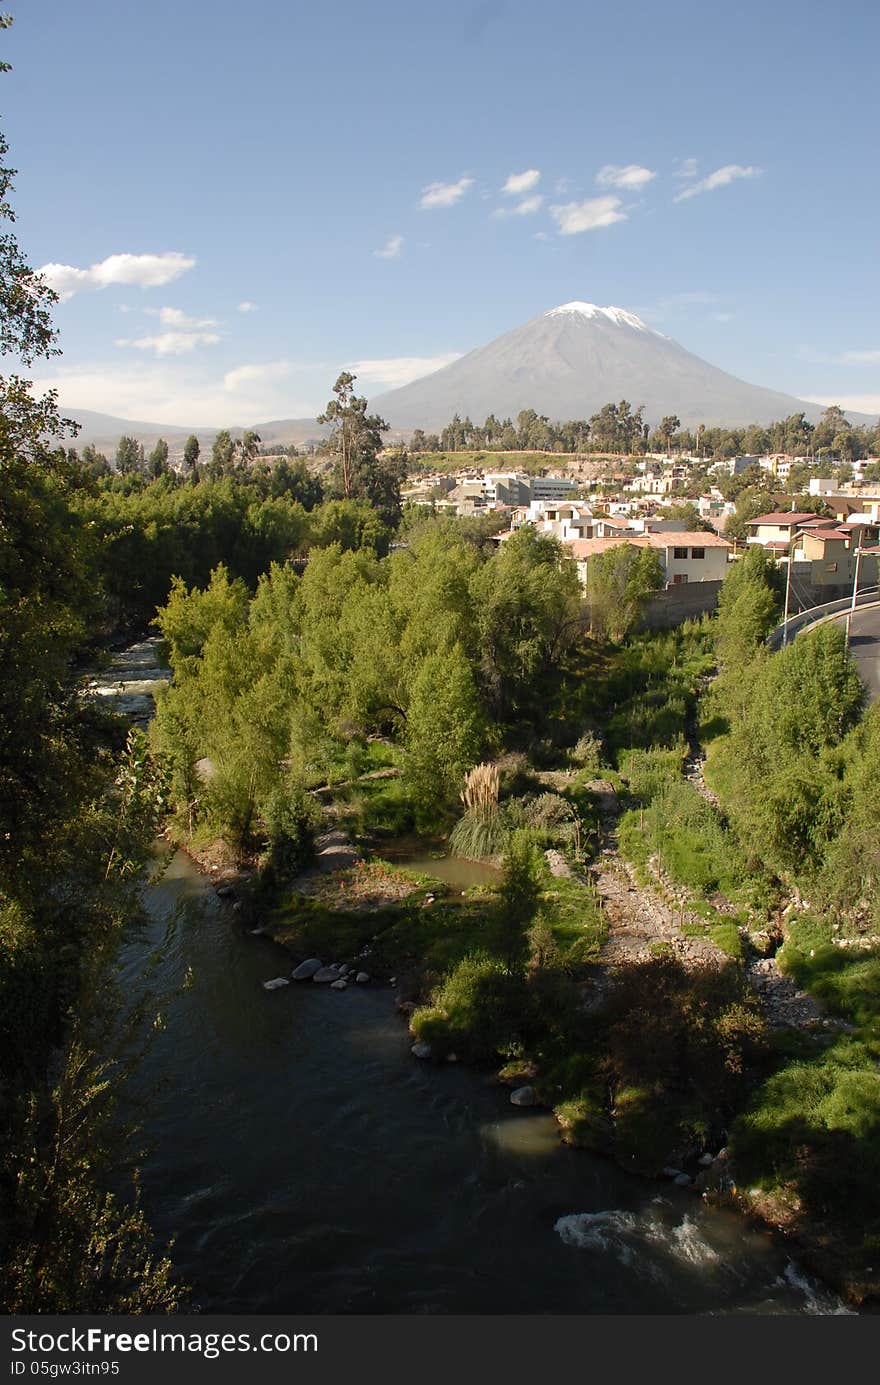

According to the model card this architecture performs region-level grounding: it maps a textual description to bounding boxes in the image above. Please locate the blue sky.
[5,0,879,426]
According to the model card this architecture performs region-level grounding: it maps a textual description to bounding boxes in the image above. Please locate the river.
[102,641,850,1315]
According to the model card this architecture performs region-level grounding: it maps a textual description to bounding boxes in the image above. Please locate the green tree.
[404,646,485,826]
[714,543,782,675]
[208,429,235,478]
[470,527,583,718]
[183,433,200,472]
[147,437,168,476]
[115,435,142,473]
[492,832,544,977]
[658,414,681,457]
[237,428,261,465]
[318,371,389,505]
[586,543,663,641]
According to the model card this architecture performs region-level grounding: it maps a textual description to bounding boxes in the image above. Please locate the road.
[828,605,880,703]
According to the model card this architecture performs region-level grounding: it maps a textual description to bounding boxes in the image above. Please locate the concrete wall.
[641,580,723,629]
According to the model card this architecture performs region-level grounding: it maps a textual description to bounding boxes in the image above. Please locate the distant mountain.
[60,302,873,450]
[369,302,868,431]
[58,409,328,453]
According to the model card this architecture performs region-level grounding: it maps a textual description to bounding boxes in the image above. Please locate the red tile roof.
[798,529,849,543]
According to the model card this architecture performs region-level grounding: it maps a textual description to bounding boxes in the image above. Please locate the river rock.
[355,972,370,984]
[698,1152,715,1167]
[411,1041,432,1059]
[662,1167,683,1179]
[291,958,323,981]
[389,976,397,985]
[330,978,348,990]
[262,977,290,991]
[215,883,234,898]
[510,1086,536,1107]
[337,964,350,977]
[312,965,342,983]
[674,1173,692,1188]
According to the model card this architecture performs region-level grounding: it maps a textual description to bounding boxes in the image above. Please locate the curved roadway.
[829,606,880,703]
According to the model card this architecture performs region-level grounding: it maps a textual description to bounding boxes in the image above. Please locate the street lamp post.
[845,538,864,650]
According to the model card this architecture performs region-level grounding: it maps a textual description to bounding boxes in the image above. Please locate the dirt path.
[587,783,726,970]
[585,779,826,1029]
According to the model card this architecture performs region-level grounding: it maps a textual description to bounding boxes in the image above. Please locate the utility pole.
[845,537,864,650]
[782,527,797,646]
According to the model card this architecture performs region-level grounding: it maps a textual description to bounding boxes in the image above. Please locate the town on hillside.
[398,446,880,616]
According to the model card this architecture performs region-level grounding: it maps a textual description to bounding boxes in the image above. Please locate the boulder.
[355,972,370,984]
[215,883,234,898]
[674,1173,692,1188]
[411,1041,433,1059]
[698,1152,715,1167]
[330,978,348,991]
[312,965,342,983]
[262,977,290,991]
[337,964,350,977]
[291,958,323,980]
[510,1086,536,1107]
[662,1167,683,1179]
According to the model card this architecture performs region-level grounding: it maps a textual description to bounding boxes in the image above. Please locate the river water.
[103,642,850,1314]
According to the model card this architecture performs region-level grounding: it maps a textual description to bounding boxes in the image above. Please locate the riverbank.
[112,843,854,1315]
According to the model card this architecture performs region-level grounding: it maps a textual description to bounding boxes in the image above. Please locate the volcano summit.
[369,302,834,431]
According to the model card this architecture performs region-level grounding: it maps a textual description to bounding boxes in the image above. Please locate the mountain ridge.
[58,303,874,447]
[368,302,866,431]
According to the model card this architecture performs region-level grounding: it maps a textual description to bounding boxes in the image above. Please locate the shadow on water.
[112,846,852,1316]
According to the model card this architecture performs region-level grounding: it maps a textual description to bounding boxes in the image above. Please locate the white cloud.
[418,176,474,209]
[492,194,543,219]
[840,349,880,364]
[117,329,221,357]
[224,360,294,392]
[502,169,540,196]
[596,164,656,191]
[674,165,762,202]
[32,359,319,427]
[804,394,880,416]
[39,251,196,301]
[349,353,462,389]
[549,196,627,235]
[674,157,699,179]
[534,231,549,241]
[374,233,404,259]
[237,301,258,313]
[146,306,218,329]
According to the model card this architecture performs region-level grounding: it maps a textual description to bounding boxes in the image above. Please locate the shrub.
[618,741,687,802]
[263,783,320,880]
[411,951,526,1061]
[569,730,603,775]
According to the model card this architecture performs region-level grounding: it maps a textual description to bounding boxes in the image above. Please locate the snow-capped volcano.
[369,301,831,430]
[543,301,662,335]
